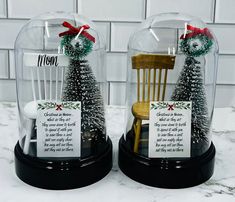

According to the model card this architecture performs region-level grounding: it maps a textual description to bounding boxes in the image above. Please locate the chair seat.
[132,102,150,120]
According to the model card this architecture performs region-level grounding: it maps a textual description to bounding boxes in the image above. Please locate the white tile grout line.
[213,0,217,23]
[0,78,234,87]
[1,17,235,26]
[109,22,111,52]
[0,78,15,81]
[1,18,235,28]
[111,50,127,54]
[1,78,234,88]
[1,48,235,56]
[0,17,144,23]
[106,81,235,87]
[75,0,78,13]
[0,17,29,20]
[7,49,10,79]
[144,0,147,19]
[108,82,110,105]
[5,0,9,18]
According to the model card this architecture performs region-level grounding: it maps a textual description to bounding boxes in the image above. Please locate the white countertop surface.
[0,103,235,202]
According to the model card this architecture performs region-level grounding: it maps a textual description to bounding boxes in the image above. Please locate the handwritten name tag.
[37,54,59,67]
[23,53,69,67]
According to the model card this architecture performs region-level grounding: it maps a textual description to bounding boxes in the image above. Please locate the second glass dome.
[124,13,218,158]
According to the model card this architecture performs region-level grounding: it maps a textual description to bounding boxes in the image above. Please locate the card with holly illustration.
[149,101,192,158]
[36,101,81,157]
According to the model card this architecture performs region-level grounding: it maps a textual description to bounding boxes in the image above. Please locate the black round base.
[118,135,215,188]
[14,138,112,190]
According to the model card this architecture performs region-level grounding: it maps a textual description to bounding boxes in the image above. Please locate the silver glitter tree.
[171,26,214,156]
[171,56,210,156]
[60,28,105,145]
[62,59,105,143]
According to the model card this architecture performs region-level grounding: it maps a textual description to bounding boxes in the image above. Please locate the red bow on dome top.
[180,24,213,39]
[59,21,95,43]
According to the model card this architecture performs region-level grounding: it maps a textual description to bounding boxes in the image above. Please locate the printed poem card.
[36,101,81,157]
[149,101,192,158]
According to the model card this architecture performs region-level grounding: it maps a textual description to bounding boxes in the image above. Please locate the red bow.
[180,25,213,39]
[59,21,95,43]
[168,104,174,111]
[56,104,63,111]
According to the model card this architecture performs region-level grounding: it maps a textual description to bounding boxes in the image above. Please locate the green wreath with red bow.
[180,25,213,57]
[59,21,95,60]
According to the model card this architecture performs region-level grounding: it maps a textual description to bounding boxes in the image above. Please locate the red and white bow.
[180,24,213,39]
[59,21,95,43]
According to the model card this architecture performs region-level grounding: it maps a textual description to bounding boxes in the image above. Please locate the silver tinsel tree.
[62,59,105,142]
[171,56,210,156]
[171,27,213,156]
[60,29,105,146]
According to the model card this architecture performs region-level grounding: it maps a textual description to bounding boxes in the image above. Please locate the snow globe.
[118,13,218,188]
[14,12,112,189]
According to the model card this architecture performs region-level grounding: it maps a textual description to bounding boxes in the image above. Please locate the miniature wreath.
[180,34,213,57]
[60,34,93,60]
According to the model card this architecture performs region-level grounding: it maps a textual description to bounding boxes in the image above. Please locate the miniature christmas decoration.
[119,13,218,188]
[14,12,112,190]
[60,21,106,153]
[171,24,214,156]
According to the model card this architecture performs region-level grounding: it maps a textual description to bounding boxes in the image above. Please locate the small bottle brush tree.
[171,25,214,156]
[59,22,105,149]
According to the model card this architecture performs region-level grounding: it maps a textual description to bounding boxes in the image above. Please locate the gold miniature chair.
[131,54,176,153]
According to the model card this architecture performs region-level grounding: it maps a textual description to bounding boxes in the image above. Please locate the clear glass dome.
[124,13,219,158]
[14,12,108,160]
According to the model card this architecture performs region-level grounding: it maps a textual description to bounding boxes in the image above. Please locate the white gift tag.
[36,101,81,158]
[24,53,69,67]
[148,101,192,158]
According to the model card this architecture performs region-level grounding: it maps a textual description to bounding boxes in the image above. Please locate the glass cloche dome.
[118,13,218,188]
[14,12,112,189]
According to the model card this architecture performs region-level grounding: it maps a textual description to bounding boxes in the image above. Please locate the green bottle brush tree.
[59,22,106,156]
[171,25,214,156]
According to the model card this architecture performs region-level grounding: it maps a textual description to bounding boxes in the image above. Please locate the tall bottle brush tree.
[171,25,214,156]
[59,22,105,146]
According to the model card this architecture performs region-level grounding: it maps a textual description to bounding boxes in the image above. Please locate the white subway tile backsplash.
[9,50,15,79]
[0,80,16,101]
[215,0,235,23]
[107,53,127,81]
[215,85,235,107]
[0,0,6,18]
[109,82,126,105]
[0,0,234,107]
[210,25,235,54]
[8,0,76,18]
[94,22,110,51]
[217,55,235,84]
[146,0,214,23]
[0,20,27,49]
[78,0,145,21]
[0,50,8,78]
[111,22,139,52]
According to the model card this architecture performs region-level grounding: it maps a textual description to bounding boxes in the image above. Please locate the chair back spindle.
[29,66,65,102]
[132,54,175,103]
[23,66,65,154]
[147,69,151,102]
[137,69,140,102]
